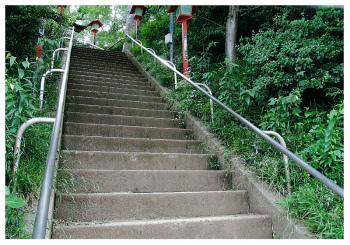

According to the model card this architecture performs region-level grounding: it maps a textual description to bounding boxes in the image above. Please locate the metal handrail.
[125,33,344,198]
[32,26,75,239]
[263,131,291,195]
[106,37,126,50]
[13,118,55,173]
[87,42,104,50]
[50,48,68,70]
[39,69,64,110]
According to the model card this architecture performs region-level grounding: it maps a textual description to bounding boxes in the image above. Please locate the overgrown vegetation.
[130,5,343,238]
[5,5,69,238]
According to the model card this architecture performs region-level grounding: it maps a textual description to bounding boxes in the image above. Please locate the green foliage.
[5,186,26,209]
[280,180,343,239]
[5,6,67,238]
[238,8,343,107]
[130,5,343,238]
[70,5,128,49]
[5,5,61,59]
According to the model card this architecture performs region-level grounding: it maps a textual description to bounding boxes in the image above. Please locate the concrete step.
[70,64,142,75]
[66,96,167,110]
[67,83,159,97]
[54,190,248,222]
[63,122,192,140]
[61,135,203,154]
[67,89,164,103]
[68,74,149,88]
[70,50,131,60]
[71,49,129,60]
[60,151,211,170]
[65,103,175,119]
[68,79,154,92]
[64,112,184,128]
[57,169,232,193]
[52,214,272,239]
[69,71,146,84]
[70,56,136,68]
[71,69,145,81]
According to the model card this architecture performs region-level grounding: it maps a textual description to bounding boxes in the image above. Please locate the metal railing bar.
[39,69,64,110]
[32,26,75,239]
[125,33,344,198]
[263,130,291,195]
[50,48,68,70]
[13,118,55,173]
[87,42,104,50]
[106,37,126,50]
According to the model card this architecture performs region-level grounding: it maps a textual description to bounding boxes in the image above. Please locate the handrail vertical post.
[13,118,55,173]
[263,131,291,195]
[39,69,64,110]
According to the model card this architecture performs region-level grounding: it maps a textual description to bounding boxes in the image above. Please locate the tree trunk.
[225,6,239,66]
[125,5,136,33]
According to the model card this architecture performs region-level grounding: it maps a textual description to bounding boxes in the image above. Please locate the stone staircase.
[52,46,272,239]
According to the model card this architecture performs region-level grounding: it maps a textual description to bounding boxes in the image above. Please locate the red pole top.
[58,5,67,14]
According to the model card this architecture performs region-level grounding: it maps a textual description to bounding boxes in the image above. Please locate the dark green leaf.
[6,196,26,208]
[10,56,16,66]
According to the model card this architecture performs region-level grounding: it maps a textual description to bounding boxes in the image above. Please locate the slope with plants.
[128,5,344,239]
[5,5,74,238]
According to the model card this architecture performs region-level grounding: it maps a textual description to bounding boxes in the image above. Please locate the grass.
[130,47,344,239]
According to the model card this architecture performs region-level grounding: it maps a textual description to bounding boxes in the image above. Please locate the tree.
[225,6,239,65]
[125,5,136,34]
[5,5,59,59]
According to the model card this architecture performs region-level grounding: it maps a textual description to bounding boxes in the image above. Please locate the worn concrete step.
[69,71,145,83]
[72,69,145,80]
[68,74,149,88]
[67,89,164,103]
[70,62,137,72]
[67,83,158,97]
[68,78,154,92]
[57,169,232,193]
[60,151,211,170]
[52,214,272,239]
[63,122,192,140]
[71,56,135,67]
[61,135,203,154]
[66,96,166,111]
[64,112,184,128]
[70,51,131,60]
[70,53,134,60]
[54,190,248,222]
[71,49,129,60]
[65,103,175,119]
[70,63,141,75]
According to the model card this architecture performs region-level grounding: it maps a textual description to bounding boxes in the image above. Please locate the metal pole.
[13,118,55,173]
[263,131,291,195]
[32,26,75,239]
[39,69,64,110]
[170,13,174,63]
[182,19,189,77]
